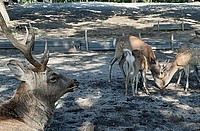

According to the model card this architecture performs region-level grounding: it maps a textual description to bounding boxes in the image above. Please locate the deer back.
[129,36,157,65]
[129,36,163,88]
[178,45,200,66]
[114,36,132,58]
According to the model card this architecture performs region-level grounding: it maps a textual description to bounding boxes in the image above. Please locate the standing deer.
[123,48,149,95]
[132,49,149,95]
[123,48,136,95]
[160,44,200,91]
[0,14,79,131]
[109,35,164,88]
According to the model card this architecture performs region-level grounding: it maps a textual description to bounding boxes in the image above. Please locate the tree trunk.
[132,0,137,2]
[0,0,10,26]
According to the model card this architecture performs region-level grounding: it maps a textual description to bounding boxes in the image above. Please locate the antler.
[0,13,48,72]
[163,59,170,67]
[161,59,170,70]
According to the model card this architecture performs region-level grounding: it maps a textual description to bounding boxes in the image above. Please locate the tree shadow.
[2,3,200,130]
[0,49,199,130]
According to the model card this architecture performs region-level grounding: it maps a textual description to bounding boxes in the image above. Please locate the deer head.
[158,50,192,90]
[160,59,171,77]
[0,13,78,130]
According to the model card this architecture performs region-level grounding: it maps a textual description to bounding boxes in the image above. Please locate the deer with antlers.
[160,44,200,91]
[0,14,79,131]
[109,35,164,89]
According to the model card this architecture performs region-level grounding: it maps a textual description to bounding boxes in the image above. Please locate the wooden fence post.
[138,33,141,39]
[85,30,89,51]
[181,20,184,31]
[157,20,160,31]
[171,33,174,50]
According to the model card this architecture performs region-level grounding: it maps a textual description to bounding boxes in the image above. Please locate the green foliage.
[152,0,189,2]
[18,0,199,3]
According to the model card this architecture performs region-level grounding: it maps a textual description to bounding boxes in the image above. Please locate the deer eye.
[49,75,57,83]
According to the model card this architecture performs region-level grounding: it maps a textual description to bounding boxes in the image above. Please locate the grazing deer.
[109,35,164,88]
[0,14,79,131]
[123,48,149,95]
[160,44,200,91]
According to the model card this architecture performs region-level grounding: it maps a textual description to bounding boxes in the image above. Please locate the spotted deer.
[0,14,79,131]
[161,44,200,91]
[109,35,164,88]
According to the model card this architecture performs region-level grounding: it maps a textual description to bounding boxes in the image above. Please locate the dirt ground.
[0,2,200,131]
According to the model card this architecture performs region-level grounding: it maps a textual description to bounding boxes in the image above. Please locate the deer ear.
[7,60,27,81]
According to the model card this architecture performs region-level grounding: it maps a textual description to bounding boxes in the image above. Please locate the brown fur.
[132,50,149,95]
[0,66,78,131]
[129,36,158,65]
[109,35,164,88]
[161,45,200,91]
[0,13,78,131]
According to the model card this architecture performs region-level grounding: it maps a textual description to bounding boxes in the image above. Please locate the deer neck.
[0,83,55,130]
[161,62,180,89]
[149,64,165,88]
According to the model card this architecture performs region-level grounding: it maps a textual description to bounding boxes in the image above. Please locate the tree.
[0,0,10,26]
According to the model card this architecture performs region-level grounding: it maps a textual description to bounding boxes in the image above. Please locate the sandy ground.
[0,2,200,131]
[3,2,200,41]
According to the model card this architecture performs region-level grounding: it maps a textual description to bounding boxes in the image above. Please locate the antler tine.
[165,59,170,67]
[40,40,49,66]
[163,59,170,66]
[0,13,46,72]
[21,26,29,45]
[161,59,171,73]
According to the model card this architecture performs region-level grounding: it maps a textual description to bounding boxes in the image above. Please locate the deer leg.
[119,55,126,80]
[142,71,150,95]
[109,57,118,82]
[131,76,136,96]
[134,73,139,95]
[125,63,130,96]
[125,73,130,96]
[184,66,190,92]
[175,70,182,87]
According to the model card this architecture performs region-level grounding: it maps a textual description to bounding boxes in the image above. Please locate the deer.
[109,35,164,88]
[123,48,136,95]
[123,48,149,96]
[0,13,79,131]
[160,44,200,91]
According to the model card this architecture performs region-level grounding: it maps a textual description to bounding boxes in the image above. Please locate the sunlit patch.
[0,85,9,92]
[177,91,191,96]
[79,121,94,131]
[75,95,101,109]
[176,104,191,110]
[161,96,179,102]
